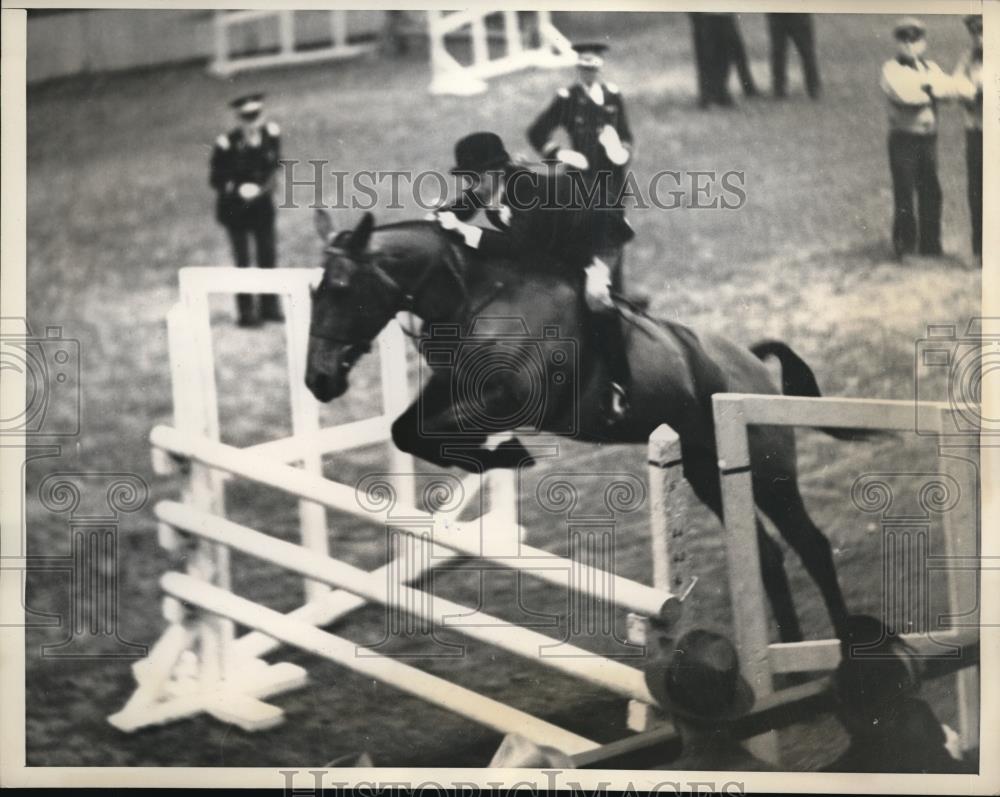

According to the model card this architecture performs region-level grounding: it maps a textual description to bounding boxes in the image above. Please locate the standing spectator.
[879,18,960,259]
[720,13,760,98]
[527,42,635,296]
[689,14,758,108]
[209,93,284,327]
[767,13,821,99]
[825,615,967,773]
[644,630,776,771]
[953,14,983,258]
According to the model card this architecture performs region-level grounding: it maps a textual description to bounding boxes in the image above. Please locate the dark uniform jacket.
[527,81,633,209]
[445,167,633,279]
[209,122,281,228]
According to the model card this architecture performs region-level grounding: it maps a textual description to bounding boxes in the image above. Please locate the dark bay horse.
[306,209,865,641]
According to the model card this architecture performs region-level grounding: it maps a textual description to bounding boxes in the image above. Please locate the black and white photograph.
[0,1,997,791]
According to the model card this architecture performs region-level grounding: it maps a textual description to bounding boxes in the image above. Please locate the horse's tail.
[750,340,887,442]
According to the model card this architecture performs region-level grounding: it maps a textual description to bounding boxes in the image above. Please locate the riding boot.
[591,310,632,425]
[260,294,284,322]
[236,294,261,327]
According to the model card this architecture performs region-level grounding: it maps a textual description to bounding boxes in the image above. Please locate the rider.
[433,131,634,425]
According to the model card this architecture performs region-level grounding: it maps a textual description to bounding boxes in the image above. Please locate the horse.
[306,209,867,642]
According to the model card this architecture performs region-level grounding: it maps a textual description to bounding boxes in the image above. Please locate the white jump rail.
[155,500,655,704]
[712,393,981,758]
[161,571,598,755]
[150,424,680,625]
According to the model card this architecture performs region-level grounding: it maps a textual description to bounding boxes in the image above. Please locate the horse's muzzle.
[306,370,348,402]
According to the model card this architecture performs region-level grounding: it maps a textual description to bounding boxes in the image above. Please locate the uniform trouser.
[767,14,820,98]
[888,131,942,257]
[720,15,757,97]
[966,128,982,255]
[225,220,282,322]
[691,15,732,106]
[591,309,631,394]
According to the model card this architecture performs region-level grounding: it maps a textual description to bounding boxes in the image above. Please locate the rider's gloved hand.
[436,210,460,230]
[584,257,614,311]
[598,126,630,166]
[435,210,482,248]
[556,149,589,170]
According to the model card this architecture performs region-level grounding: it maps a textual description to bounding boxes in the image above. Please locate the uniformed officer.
[767,13,821,99]
[953,15,983,258]
[434,132,635,425]
[527,42,634,295]
[879,19,960,259]
[209,93,283,326]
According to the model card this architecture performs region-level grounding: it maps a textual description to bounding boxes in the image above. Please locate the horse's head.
[306,210,399,402]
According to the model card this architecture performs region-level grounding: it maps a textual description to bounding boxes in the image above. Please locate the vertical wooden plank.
[212,12,228,74]
[712,395,779,764]
[937,408,980,751]
[278,10,295,55]
[647,424,688,594]
[470,14,488,70]
[168,295,233,679]
[503,10,521,56]
[285,276,329,602]
[331,10,347,48]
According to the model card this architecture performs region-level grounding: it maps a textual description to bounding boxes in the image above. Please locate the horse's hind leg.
[681,446,804,643]
[753,441,849,639]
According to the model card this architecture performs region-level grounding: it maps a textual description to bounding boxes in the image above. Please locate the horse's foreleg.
[391,374,533,472]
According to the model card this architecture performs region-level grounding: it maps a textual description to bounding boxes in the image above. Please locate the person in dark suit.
[719,13,760,99]
[434,132,635,425]
[767,13,821,98]
[953,15,983,258]
[644,630,776,771]
[209,93,283,326]
[825,615,968,773]
[526,42,635,296]
[689,14,758,108]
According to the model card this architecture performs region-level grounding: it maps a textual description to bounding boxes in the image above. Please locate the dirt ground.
[23,11,980,769]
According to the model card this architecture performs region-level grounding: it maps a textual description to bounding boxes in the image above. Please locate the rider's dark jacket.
[444,167,633,278]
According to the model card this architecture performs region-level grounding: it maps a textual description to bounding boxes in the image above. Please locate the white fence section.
[209,10,379,77]
[428,10,576,95]
[712,393,981,760]
[110,267,682,751]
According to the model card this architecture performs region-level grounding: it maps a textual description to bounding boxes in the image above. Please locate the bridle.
[310,229,472,345]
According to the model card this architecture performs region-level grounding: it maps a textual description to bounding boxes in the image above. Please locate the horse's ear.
[314,209,334,242]
[349,212,375,253]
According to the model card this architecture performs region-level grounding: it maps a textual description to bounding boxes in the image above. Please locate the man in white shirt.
[879,18,959,259]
